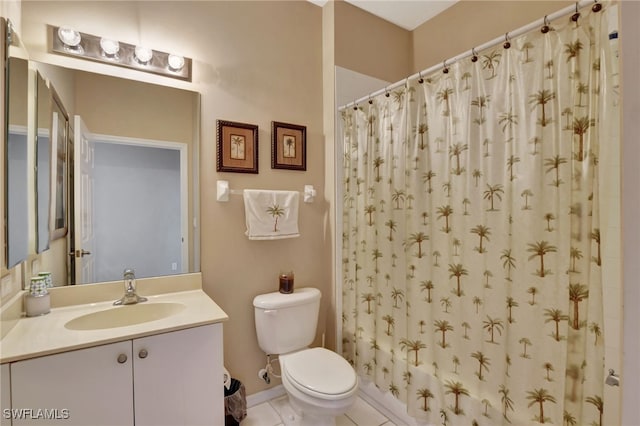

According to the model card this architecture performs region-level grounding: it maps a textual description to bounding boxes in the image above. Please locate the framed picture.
[49,98,69,241]
[271,121,306,171]
[217,120,259,173]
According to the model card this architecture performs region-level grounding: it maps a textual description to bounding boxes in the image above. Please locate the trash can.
[224,378,247,426]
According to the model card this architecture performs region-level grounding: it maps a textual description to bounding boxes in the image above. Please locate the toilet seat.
[282,348,357,401]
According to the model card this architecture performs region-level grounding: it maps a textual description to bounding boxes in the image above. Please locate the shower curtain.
[341,5,618,425]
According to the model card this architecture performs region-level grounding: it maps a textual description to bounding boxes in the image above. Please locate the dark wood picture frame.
[217,120,259,174]
[271,121,306,171]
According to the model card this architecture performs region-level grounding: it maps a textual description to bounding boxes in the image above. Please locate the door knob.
[117,354,128,364]
[138,349,148,359]
[76,249,92,257]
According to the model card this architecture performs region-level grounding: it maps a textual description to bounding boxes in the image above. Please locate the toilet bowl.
[280,347,358,425]
[253,288,359,425]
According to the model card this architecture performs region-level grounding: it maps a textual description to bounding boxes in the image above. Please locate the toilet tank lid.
[253,287,321,309]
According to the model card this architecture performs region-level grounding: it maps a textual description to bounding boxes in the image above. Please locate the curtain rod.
[339,0,596,111]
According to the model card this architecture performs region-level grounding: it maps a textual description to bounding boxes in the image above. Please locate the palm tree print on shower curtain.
[340,4,617,425]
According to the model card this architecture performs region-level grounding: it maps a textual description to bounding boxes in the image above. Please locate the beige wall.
[621,2,640,423]
[411,1,574,72]
[8,57,27,126]
[74,72,194,143]
[194,1,328,396]
[334,0,412,82]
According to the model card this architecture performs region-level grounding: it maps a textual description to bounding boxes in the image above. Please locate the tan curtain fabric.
[341,5,618,425]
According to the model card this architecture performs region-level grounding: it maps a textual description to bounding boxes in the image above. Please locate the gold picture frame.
[216,120,259,174]
[271,121,306,171]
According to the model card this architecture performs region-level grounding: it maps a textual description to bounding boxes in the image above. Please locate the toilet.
[253,287,358,426]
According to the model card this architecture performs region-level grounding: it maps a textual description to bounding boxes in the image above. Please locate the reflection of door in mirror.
[73,115,95,284]
[36,72,51,253]
[73,130,187,285]
[6,57,29,268]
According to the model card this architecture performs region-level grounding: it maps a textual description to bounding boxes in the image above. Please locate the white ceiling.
[309,0,458,31]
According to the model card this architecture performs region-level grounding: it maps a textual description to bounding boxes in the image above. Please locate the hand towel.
[243,190,300,240]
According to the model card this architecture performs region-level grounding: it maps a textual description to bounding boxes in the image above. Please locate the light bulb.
[100,38,120,57]
[57,27,81,48]
[134,46,153,65]
[167,54,185,71]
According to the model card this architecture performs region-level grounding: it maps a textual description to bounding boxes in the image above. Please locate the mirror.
[36,72,51,253]
[49,92,68,242]
[31,62,200,286]
[6,56,29,268]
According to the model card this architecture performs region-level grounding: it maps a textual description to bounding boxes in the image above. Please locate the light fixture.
[50,25,192,81]
[99,37,120,58]
[57,26,83,52]
[134,46,153,65]
[167,54,185,72]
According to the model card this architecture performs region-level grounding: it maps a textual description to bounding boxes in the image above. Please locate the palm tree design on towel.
[266,204,285,232]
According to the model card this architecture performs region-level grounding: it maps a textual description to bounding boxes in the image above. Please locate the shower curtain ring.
[368,94,373,105]
[385,87,390,97]
[418,71,424,84]
[442,60,449,74]
[471,48,478,63]
[571,2,581,22]
[353,100,358,111]
[541,15,550,33]
[592,0,602,12]
[503,32,511,49]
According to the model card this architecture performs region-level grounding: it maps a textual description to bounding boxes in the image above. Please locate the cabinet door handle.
[117,354,128,364]
[138,349,148,359]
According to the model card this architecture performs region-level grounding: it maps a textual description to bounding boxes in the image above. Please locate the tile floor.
[244,395,397,426]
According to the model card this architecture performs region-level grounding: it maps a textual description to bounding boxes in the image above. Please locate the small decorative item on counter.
[279,271,294,294]
[29,276,48,296]
[39,271,53,288]
[25,276,50,317]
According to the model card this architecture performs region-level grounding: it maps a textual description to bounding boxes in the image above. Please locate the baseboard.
[246,385,286,408]
[358,380,433,426]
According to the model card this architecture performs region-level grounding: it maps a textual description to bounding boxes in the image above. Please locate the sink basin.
[65,302,186,331]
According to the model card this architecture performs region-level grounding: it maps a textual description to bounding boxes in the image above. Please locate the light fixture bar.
[50,25,192,82]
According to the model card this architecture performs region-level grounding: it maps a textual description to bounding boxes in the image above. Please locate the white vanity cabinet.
[132,324,223,426]
[11,340,133,425]
[1,363,11,426]
[9,324,223,426]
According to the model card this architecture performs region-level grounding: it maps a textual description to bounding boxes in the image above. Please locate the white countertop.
[0,289,228,363]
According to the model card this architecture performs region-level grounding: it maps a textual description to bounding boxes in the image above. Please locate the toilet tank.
[253,287,321,355]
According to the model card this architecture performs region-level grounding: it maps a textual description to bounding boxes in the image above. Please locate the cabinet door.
[133,324,223,426]
[11,341,133,425]
[1,363,10,426]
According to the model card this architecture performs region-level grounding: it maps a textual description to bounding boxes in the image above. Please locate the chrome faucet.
[114,269,147,305]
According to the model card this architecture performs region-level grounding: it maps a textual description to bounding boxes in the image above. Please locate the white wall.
[92,142,181,282]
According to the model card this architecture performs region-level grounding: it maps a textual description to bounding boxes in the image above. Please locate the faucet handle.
[123,268,136,279]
